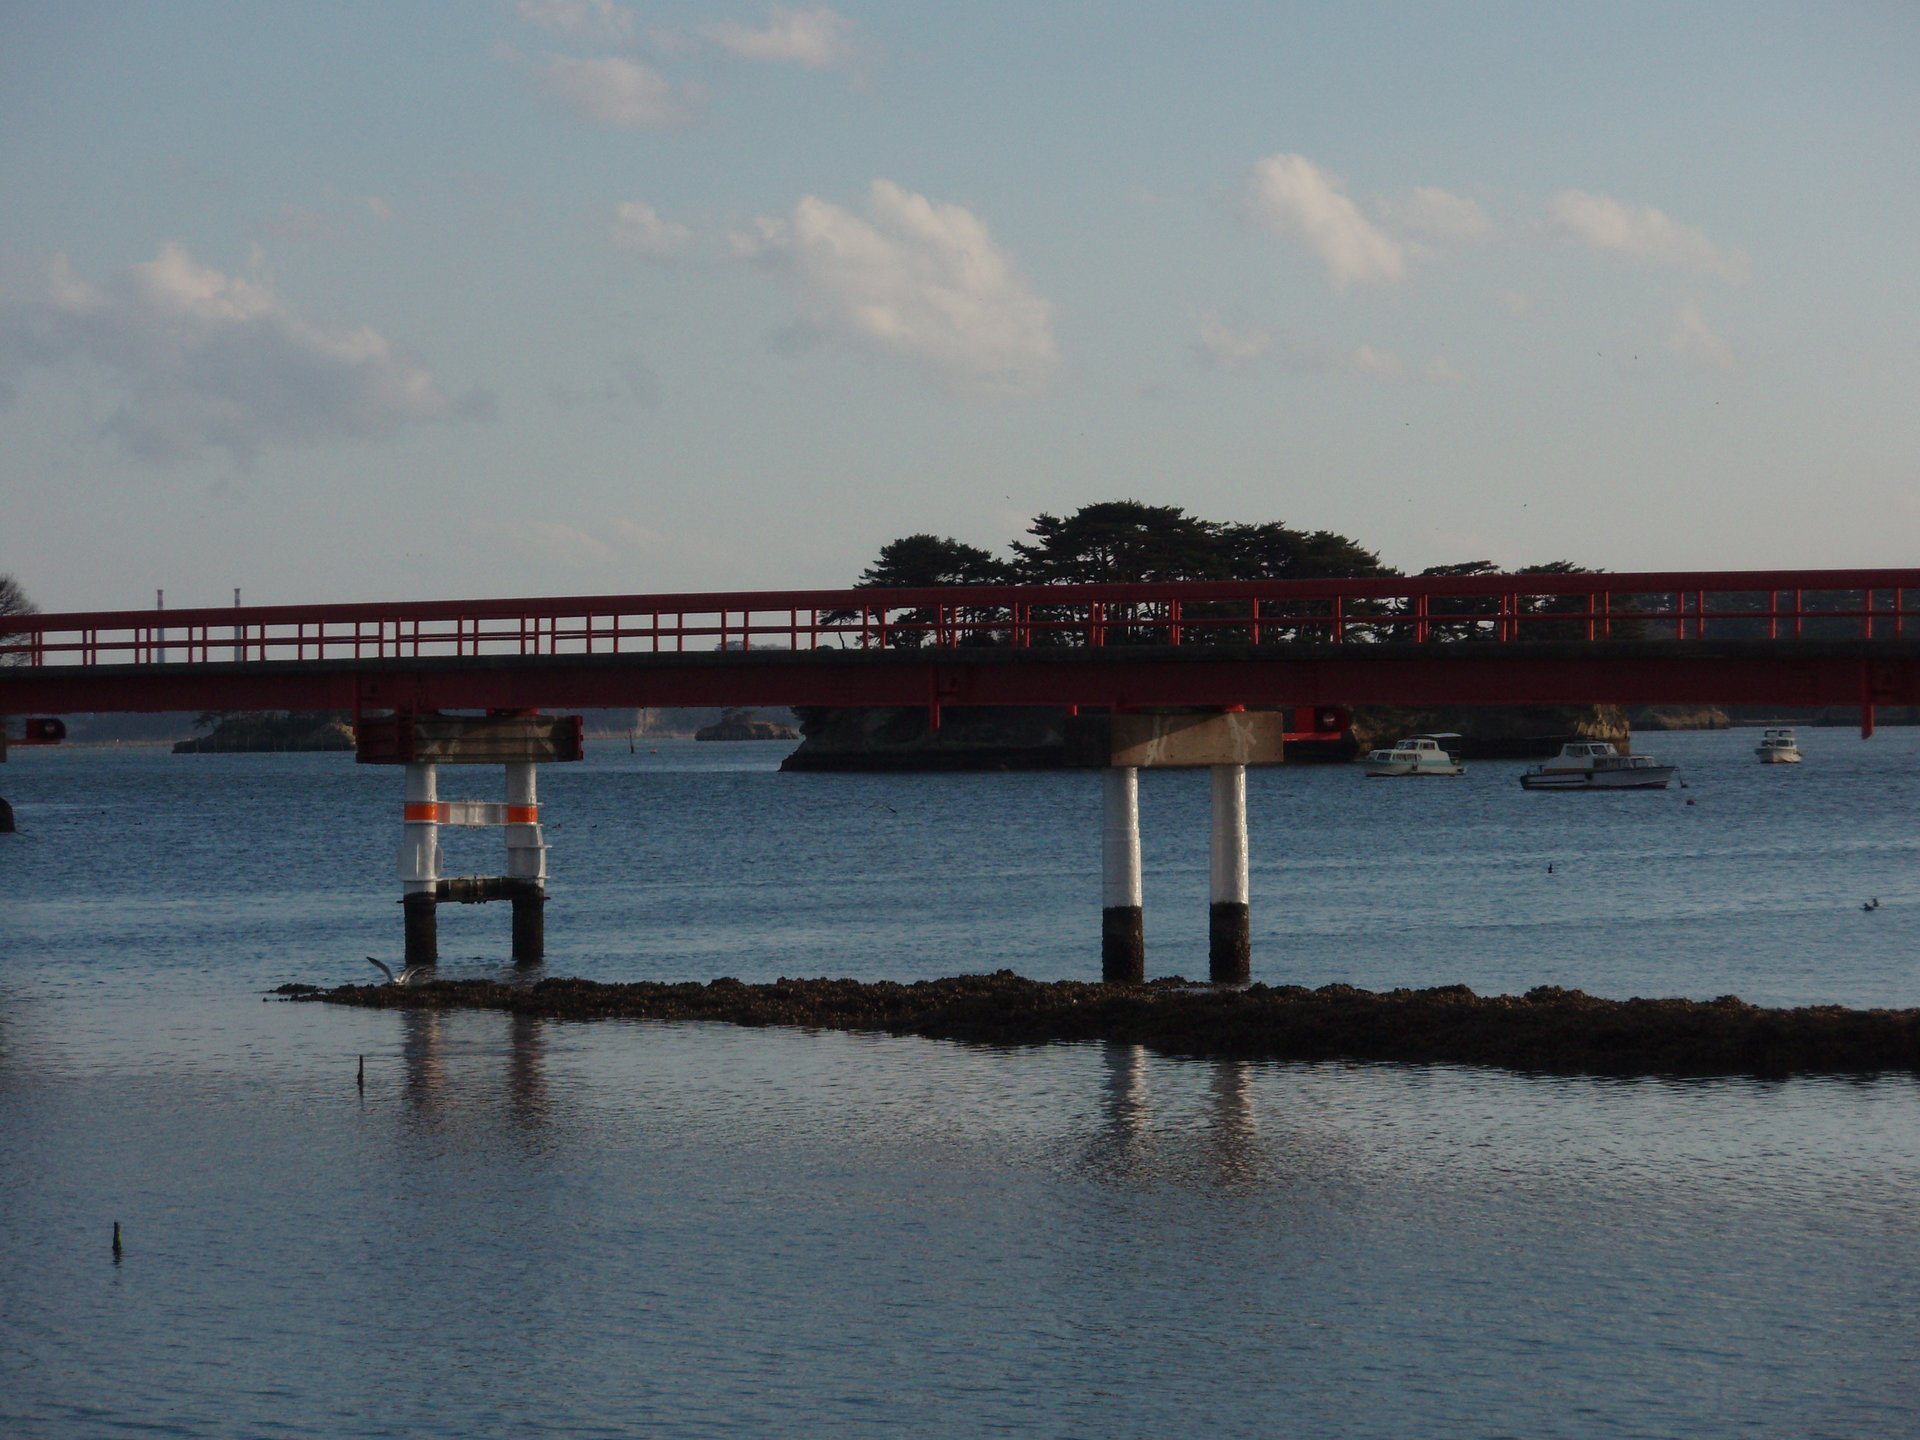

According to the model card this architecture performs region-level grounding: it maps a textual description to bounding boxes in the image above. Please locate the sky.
[2,1,1917,614]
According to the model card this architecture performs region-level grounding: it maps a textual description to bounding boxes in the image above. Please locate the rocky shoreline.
[289,972,1920,1078]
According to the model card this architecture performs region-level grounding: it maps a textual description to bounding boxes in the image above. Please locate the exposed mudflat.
[293,972,1920,1078]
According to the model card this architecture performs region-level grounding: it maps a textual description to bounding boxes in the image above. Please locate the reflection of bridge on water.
[1093,1045,1263,1190]
[386,1008,1291,1194]
[394,1008,552,1140]
[7,570,1918,983]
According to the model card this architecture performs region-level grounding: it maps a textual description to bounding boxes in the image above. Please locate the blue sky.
[3,1,1916,612]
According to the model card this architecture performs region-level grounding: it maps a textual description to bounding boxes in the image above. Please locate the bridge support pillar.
[1209,763,1251,984]
[401,762,441,966]
[368,712,580,970]
[1102,766,1145,982]
[505,762,547,963]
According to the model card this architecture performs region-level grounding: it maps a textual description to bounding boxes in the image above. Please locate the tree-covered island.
[787,501,1627,770]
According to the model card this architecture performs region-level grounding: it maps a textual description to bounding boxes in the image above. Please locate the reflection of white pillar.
[504,761,546,961]
[1209,763,1250,983]
[1102,766,1144,982]
[401,761,440,964]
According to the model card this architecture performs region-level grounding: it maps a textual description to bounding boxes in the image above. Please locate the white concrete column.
[1102,766,1144,982]
[503,762,547,883]
[400,762,441,894]
[400,761,440,965]
[504,761,547,962]
[1209,763,1250,983]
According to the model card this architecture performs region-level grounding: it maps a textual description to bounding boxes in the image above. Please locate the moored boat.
[1363,734,1465,777]
[1754,727,1802,764]
[1519,741,1675,790]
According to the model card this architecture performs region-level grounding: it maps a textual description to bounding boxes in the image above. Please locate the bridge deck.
[3,568,1916,717]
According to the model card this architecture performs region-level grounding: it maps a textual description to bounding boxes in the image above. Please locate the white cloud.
[1548,189,1750,283]
[0,244,489,464]
[261,204,330,243]
[1192,317,1271,371]
[476,517,616,567]
[1671,300,1735,370]
[707,6,857,67]
[1351,344,1403,378]
[546,354,659,411]
[1379,186,1494,244]
[536,55,695,128]
[736,180,1057,392]
[513,0,634,44]
[1246,154,1406,288]
[613,201,694,258]
[1194,325,1457,385]
[259,193,395,244]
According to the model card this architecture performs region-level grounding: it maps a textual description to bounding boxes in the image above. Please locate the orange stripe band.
[403,802,446,823]
[506,805,538,824]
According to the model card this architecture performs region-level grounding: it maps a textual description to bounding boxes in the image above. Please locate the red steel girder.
[5,641,1917,716]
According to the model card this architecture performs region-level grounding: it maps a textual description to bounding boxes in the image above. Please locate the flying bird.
[366,956,430,986]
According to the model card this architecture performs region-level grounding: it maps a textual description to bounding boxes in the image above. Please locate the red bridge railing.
[4,569,1915,668]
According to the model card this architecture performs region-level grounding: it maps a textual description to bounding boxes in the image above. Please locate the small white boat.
[1755,727,1802,764]
[1519,741,1675,791]
[1363,733,1465,777]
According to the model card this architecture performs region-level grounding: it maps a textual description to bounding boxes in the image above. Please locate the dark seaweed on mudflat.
[294,972,1920,1078]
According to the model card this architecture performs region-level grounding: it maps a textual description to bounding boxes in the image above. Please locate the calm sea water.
[3,730,1917,1437]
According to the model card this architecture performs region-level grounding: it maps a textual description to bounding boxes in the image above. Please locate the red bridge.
[4,567,1918,730]
[7,566,1918,982]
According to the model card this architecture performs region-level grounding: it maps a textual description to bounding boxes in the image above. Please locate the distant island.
[695,708,800,742]
[174,711,353,753]
[787,501,1629,770]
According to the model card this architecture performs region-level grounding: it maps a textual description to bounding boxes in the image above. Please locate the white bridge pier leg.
[504,761,548,962]
[1102,766,1144,982]
[1209,763,1250,983]
[400,761,441,966]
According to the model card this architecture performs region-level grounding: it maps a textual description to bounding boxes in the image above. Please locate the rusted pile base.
[295,972,1920,1078]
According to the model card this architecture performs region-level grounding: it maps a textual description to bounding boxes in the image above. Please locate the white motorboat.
[1363,734,1465,777]
[1754,727,1802,764]
[1519,741,1676,791]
